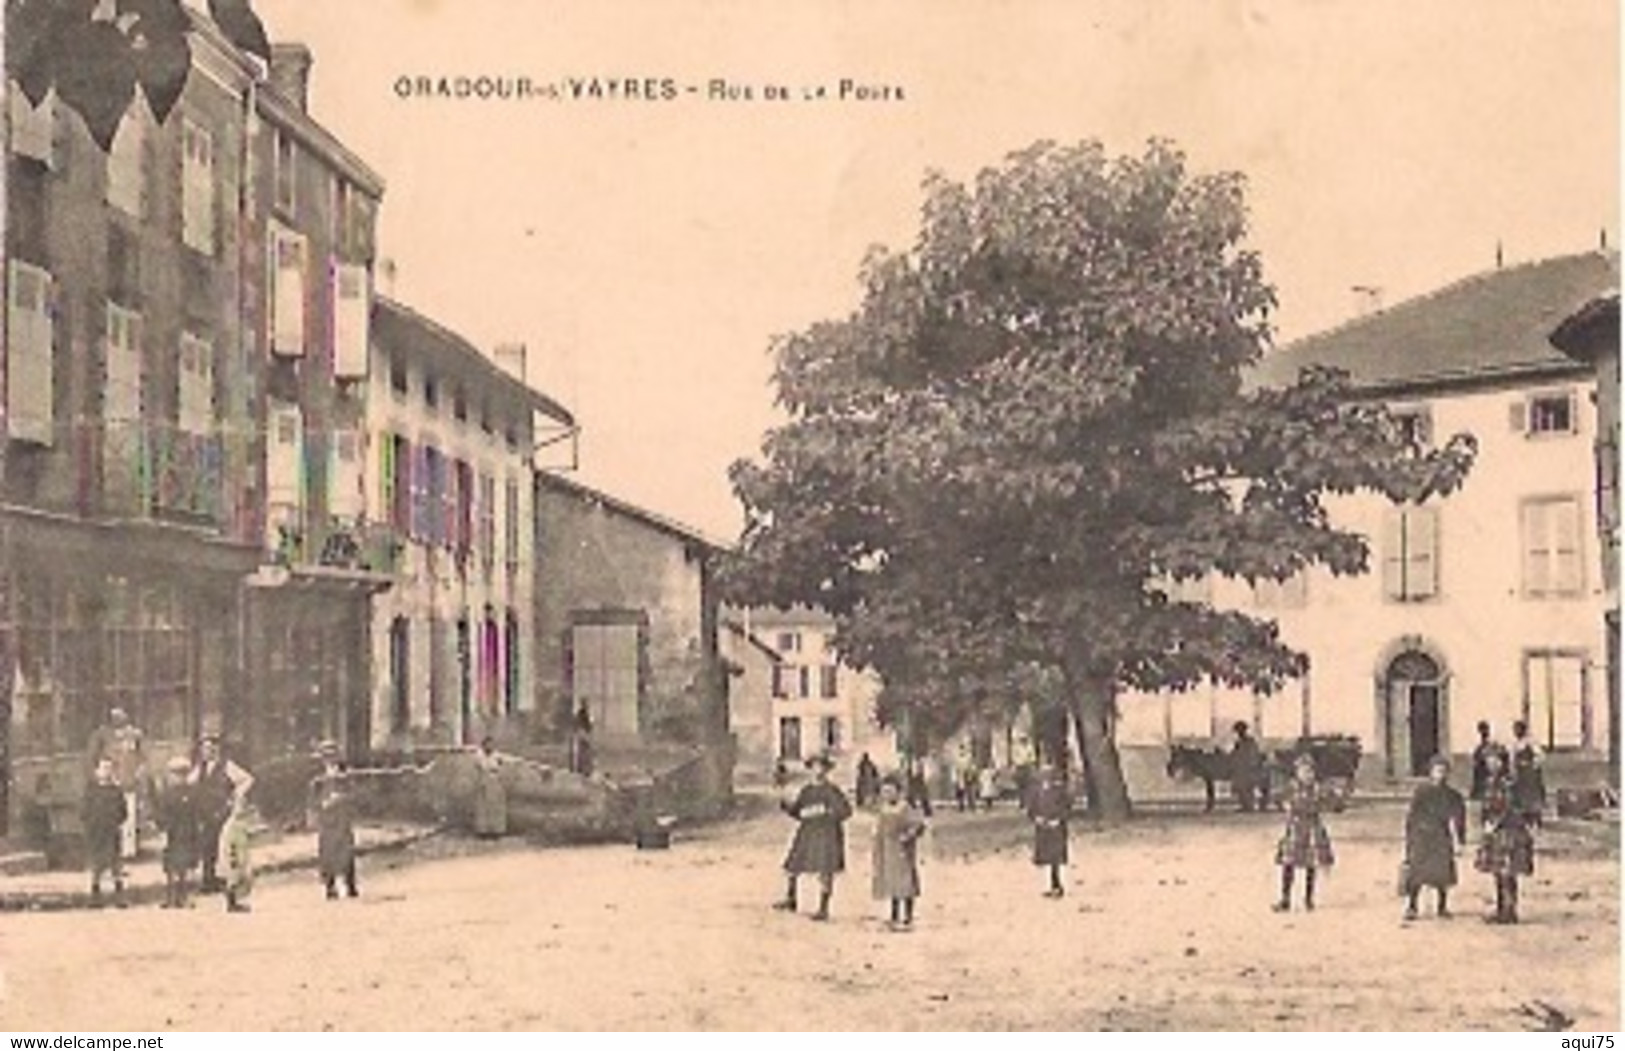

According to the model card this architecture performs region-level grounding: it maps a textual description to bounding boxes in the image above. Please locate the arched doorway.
[1382,649,1448,777]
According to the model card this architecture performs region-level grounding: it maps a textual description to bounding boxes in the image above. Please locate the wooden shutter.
[1509,398,1529,434]
[1380,507,1405,600]
[266,405,303,506]
[7,262,54,445]
[1551,498,1583,594]
[104,304,143,425]
[1405,506,1439,599]
[1551,654,1587,748]
[379,433,396,526]
[329,428,364,519]
[271,229,307,357]
[1523,501,1553,595]
[331,262,370,379]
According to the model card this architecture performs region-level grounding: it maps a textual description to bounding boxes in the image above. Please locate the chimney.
[269,43,314,111]
[494,342,528,384]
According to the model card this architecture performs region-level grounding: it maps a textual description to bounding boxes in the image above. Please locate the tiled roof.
[373,298,575,425]
[1248,252,1619,393]
[536,471,731,553]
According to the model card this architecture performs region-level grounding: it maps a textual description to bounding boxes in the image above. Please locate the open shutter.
[1406,506,1438,599]
[1509,398,1529,434]
[1551,655,1587,748]
[1523,501,1553,596]
[7,262,54,445]
[271,230,307,357]
[332,262,370,379]
[329,428,363,519]
[378,432,396,525]
[1380,507,1405,599]
[1551,498,1583,594]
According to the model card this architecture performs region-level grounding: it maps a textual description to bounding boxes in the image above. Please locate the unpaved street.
[0,801,1615,1031]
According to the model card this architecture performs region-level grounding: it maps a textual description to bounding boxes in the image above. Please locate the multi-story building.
[726,606,896,781]
[1114,252,1616,783]
[366,301,571,750]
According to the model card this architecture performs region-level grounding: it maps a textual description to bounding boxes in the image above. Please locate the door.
[1407,684,1441,776]
[571,622,641,737]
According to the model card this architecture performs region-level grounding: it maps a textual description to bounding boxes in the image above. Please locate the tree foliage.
[7,0,269,150]
[724,139,1477,819]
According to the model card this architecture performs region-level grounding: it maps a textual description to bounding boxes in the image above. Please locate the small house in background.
[532,474,734,809]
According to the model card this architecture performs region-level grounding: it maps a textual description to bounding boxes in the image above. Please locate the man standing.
[1469,721,1500,802]
[191,735,254,893]
[86,708,146,859]
[1230,721,1264,813]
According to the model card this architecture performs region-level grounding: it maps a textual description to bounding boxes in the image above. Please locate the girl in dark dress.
[83,757,128,904]
[155,757,202,909]
[774,753,853,921]
[1273,754,1334,912]
[1025,762,1071,898]
[1508,720,1546,830]
[1475,749,1535,924]
[1403,755,1467,920]
[311,742,359,900]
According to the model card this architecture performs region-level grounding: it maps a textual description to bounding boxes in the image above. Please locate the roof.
[1550,293,1620,364]
[535,472,733,553]
[373,298,575,426]
[1248,252,1619,394]
[723,620,785,664]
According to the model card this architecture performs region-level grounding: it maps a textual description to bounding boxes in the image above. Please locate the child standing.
[871,775,927,931]
[1402,755,1467,920]
[311,741,359,900]
[1025,761,1071,898]
[82,757,128,906]
[221,792,254,913]
[773,753,853,921]
[1273,754,1334,912]
[1475,748,1535,924]
[155,756,201,909]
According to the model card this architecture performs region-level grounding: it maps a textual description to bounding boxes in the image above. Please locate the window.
[329,429,363,519]
[9,88,55,167]
[389,616,411,734]
[421,446,445,545]
[478,473,497,569]
[821,716,841,752]
[408,443,430,542]
[798,666,813,699]
[423,376,439,410]
[1514,390,1579,437]
[571,619,642,736]
[265,404,304,549]
[274,129,297,216]
[7,261,55,445]
[1381,505,1439,601]
[1521,496,1584,597]
[177,333,214,436]
[778,716,803,761]
[181,119,216,254]
[104,304,142,425]
[269,225,307,357]
[1253,571,1308,610]
[1390,405,1433,449]
[503,478,521,572]
[775,631,801,653]
[453,390,467,423]
[1524,651,1589,749]
[382,434,412,533]
[390,360,409,398]
[106,106,145,217]
[819,664,838,699]
[331,263,369,380]
[771,664,792,700]
[453,459,474,555]
[504,609,521,715]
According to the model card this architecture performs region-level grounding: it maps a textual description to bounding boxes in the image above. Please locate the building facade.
[1113,253,1616,781]
[726,607,897,781]
[533,474,729,752]
[365,300,571,751]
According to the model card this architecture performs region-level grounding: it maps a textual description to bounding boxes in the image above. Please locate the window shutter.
[266,405,303,506]
[7,262,54,445]
[1552,498,1583,594]
[329,428,363,519]
[1565,390,1581,435]
[1404,507,1438,599]
[1551,654,1586,748]
[331,262,370,379]
[1523,501,1552,596]
[379,432,396,525]
[271,230,306,357]
[1380,507,1405,600]
[9,89,55,166]
[1509,398,1529,434]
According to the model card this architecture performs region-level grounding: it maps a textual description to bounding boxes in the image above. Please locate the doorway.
[1384,649,1446,777]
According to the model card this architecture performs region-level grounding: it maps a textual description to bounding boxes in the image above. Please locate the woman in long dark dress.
[774,754,853,921]
[1025,762,1070,898]
[1475,749,1535,924]
[1508,720,1546,830]
[1273,754,1334,912]
[1403,755,1467,920]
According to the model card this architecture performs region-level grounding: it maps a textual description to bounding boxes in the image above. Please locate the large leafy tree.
[725,139,1477,821]
[7,0,269,150]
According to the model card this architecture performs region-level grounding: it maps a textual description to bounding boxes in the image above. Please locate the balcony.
[266,506,404,576]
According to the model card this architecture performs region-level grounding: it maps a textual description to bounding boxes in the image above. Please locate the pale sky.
[256,0,1620,541]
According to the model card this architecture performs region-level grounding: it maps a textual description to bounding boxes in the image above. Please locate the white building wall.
[1120,377,1608,775]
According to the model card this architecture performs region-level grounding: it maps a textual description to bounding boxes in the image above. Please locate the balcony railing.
[266,507,403,576]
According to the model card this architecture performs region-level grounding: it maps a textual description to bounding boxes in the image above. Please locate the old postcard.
[0,0,1618,1034]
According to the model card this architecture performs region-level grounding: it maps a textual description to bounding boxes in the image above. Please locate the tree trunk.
[1064,666,1132,823]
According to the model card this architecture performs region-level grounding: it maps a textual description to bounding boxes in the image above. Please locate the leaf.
[207,0,270,64]
[131,27,189,123]
[53,19,136,151]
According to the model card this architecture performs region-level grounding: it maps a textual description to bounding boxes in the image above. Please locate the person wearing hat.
[310,741,359,900]
[1273,752,1335,912]
[1024,759,1071,898]
[191,734,254,894]
[773,752,853,921]
[1401,754,1467,920]
[154,755,202,908]
[86,707,147,860]
[1474,747,1534,924]
[1229,720,1265,813]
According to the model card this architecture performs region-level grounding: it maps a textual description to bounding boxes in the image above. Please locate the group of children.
[81,736,362,912]
[775,732,1547,930]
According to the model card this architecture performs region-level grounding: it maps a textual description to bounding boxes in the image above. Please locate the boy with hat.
[82,756,128,906]
[774,753,853,921]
